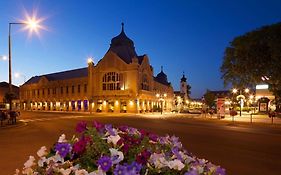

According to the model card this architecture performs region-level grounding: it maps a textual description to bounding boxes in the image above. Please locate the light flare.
[18,7,48,39]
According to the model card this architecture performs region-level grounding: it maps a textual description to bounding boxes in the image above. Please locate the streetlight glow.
[87,57,93,64]
[19,9,48,38]
[232,88,238,93]
[14,72,20,78]
[0,55,7,61]
[244,88,250,93]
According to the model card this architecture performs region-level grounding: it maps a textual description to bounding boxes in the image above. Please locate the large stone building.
[19,24,174,113]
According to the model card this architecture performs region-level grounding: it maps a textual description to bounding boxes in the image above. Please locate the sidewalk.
[221,113,281,124]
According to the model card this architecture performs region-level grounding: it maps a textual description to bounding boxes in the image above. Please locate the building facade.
[19,24,174,113]
[0,82,19,109]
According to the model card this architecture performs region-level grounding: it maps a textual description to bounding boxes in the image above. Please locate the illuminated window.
[141,74,149,91]
[102,72,121,91]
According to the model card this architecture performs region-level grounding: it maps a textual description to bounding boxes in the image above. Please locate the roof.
[24,67,88,85]
[0,82,18,89]
[108,23,137,64]
[181,74,187,82]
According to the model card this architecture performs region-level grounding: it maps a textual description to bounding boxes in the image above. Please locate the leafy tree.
[203,90,216,108]
[186,84,191,98]
[3,92,17,103]
[221,22,281,110]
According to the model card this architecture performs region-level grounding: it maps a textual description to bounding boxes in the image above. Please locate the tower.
[180,72,187,99]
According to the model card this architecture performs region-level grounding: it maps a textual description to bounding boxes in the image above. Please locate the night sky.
[0,0,281,98]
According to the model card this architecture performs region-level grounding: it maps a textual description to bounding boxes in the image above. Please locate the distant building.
[174,73,190,110]
[19,24,174,113]
[0,82,19,109]
[255,84,275,112]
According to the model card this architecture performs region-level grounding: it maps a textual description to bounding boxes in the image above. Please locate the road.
[0,111,281,175]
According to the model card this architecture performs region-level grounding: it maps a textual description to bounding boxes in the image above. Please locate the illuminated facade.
[19,24,174,113]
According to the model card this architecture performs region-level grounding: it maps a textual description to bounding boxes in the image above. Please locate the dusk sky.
[0,0,281,98]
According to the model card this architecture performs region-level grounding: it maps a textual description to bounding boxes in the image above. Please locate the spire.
[181,71,187,82]
[161,66,163,72]
[121,22,124,32]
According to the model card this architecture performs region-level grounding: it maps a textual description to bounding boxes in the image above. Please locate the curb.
[0,120,27,129]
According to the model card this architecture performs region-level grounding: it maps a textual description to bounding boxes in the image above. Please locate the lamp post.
[8,18,41,110]
[232,88,250,116]
[156,93,167,114]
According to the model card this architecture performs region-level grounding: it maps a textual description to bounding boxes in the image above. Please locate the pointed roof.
[181,72,187,82]
[108,23,137,64]
[155,66,170,86]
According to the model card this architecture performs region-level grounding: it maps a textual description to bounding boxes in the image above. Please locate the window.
[53,88,56,95]
[61,87,63,94]
[141,74,149,91]
[72,86,74,94]
[48,88,50,95]
[78,85,80,93]
[66,86,69,94]
[37,90,40,96]
[84,84,87,93]
[32,90,35,97]
[102,72,121,91]
[42,89,45,95]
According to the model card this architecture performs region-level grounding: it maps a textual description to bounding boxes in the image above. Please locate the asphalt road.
[0,111,281,175]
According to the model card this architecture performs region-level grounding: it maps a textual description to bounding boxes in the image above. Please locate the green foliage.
[203,90,216,108]
[3,92,17,103]
[221,22,281,107]
[186,84,191,98]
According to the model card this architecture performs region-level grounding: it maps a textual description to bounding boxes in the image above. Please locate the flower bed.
[17,120,226,175]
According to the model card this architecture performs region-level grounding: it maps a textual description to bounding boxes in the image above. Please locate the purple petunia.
[75,121,87,133]
[54,142,71,158]
[127,161,142,173]
[215,166,226,175]
[97,156,112,172]
[105,124,117,136]
[114,164,127,175]
[172,147,183,161]
[113,162,142,175]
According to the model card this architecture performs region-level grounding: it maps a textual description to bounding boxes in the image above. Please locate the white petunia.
[167,159,185,171]
[38,157,47,167]
[109,148,124,164]
[75,169,89,175]
[58,134,67,143]
[22,167,33,175]
[24,156,35,168]
[14,169,20,175]
[59,168,72,175]
[107,135,120,146]
[37,146,48,157]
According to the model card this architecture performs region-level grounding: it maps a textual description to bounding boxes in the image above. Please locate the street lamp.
[15,72,26,83]
[8,17,41,110]
[232,88,250,116]
[156,93,167,114]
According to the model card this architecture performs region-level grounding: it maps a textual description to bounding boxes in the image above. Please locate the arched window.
[102,72,121,91]
[141,74,149,91]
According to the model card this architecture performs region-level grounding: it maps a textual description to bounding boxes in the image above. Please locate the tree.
[203,90,216,108]
[3,92,17,110]
[221,22,281,110]
[186,84,191,99]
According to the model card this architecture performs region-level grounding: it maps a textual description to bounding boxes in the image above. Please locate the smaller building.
[174,73,190,111]
[0,82,19,109]
[255,84,275,112]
